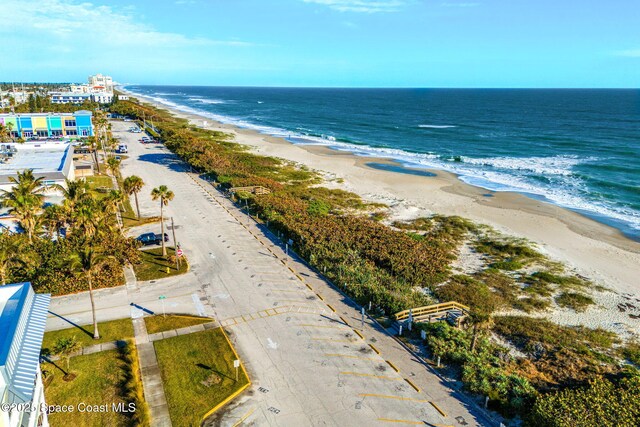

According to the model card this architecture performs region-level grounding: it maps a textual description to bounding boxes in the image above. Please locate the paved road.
[47,121,493,427]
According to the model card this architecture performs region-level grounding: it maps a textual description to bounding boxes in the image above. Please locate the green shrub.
[307,199,331,216]
[555,292,595,312]
[435,275,497,314]
[621,341,640,366]
[491,259,523,270]
[528,375,640,427]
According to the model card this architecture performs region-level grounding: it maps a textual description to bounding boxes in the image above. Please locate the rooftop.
[0,110,93,118]
[0,143,72,183]
[0,283,51,402]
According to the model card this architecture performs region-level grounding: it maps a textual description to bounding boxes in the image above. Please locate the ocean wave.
[188,96,226,104]
[460,155,595,176]
[418,124,457,129]
[124,87,640,232]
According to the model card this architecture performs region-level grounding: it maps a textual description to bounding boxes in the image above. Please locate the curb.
[200,327,252,424]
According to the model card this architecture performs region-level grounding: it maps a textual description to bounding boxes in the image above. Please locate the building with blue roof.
[0,282,51,427]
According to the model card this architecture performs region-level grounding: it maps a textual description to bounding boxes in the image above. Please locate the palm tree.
[106,157,121,177]
[57,178,90,208]
[66,245,114,339]
[123,176,144,218]
[93,111,109,162]
[0,123,11,142]
[71,198,100,239]
[53,336,81,376]
[0,232,28,285]
[42,204,67,239]
[103,190,124,227]
[151,185,174,257]
[1,169,45,242]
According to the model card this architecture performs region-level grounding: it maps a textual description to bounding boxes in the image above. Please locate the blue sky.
[1,0,639,87]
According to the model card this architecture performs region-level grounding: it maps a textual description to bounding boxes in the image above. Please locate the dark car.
[136,232,169,246]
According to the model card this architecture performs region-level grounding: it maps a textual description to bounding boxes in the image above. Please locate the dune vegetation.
[108,98,639,425]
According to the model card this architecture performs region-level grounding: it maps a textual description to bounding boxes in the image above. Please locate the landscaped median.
[41,331,150,427]
[153,328,251,427]
[43,349,131,427]
[133,246,189,281]
[42,318,134,351]
[144,314,212,334]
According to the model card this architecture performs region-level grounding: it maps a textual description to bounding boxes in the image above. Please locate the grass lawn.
[86,174,114,199]
[154,328,249,427]
[144,315,213,335]
[121,197,160,228]
[43,350,129,427]
[86,174,113,189]
[133,246,189,281]
[42,318,134,352]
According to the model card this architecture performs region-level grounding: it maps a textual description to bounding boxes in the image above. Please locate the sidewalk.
[133,317,172,427]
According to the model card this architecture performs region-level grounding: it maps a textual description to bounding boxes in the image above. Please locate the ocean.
[124,86,640,240]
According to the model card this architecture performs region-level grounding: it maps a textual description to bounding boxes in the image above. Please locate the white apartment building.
[51,74,114,104]
[88,74,113,92]
[0,282,51,427]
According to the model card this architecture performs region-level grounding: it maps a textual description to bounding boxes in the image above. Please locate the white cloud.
[303,0,406,13]
[614,49,640,57]
[0,0,248,48]
[0,0,257,81]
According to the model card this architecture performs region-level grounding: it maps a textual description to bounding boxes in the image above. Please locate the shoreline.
[122,89,640,300]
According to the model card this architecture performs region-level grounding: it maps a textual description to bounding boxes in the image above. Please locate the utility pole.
[171,217,179,270]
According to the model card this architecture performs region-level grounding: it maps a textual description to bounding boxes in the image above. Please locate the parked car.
[116,144,128,153]
[139,136,151,143]
[136,232,169,246]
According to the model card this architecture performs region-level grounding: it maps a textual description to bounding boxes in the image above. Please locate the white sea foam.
[460,155,595,176]
[188,96,226,104]
[418,124,457,129]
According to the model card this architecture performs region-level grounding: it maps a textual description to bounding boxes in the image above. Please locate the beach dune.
[126,91,640,334]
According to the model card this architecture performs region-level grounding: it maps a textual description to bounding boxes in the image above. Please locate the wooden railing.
[394,301,470,322]
[228,186,271,195]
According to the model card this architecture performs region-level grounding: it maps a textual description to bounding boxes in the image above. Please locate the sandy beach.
[126,91,640,335]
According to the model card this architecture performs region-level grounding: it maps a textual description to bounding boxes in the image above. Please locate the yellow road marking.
[327,304,336,312]
[316,293,324,301]
[385,360,400,373]
[340,371,402,381]
[324,353,377,360]
[377,419,424,425]
[232,407,256,427]
[340,316,350,325]
[358,393,430,403]
[353,330,365,339]
[299,324,349,329]
[404,378,421,392]
[429,401,447,418]
[369,344,380,354]
[311,338,355,343]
